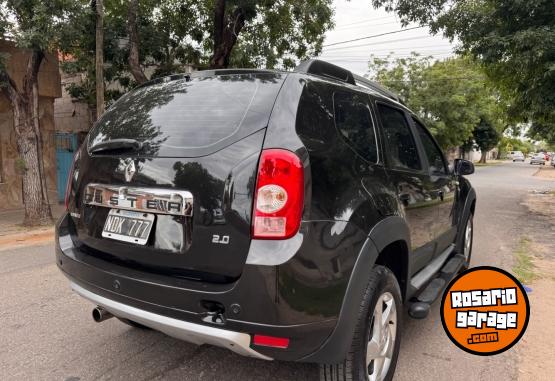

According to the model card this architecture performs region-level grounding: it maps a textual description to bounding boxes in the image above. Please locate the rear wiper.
[90,139,144,154]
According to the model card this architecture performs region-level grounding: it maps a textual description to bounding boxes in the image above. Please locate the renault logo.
[124,160,136,182]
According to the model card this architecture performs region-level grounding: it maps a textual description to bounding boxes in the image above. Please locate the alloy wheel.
[464,217,473,261]
[366,292,397,381]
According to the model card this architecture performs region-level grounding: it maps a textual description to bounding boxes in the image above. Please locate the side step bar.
[408,254,466,319]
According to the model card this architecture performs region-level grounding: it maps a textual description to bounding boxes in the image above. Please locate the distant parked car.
[530,154,546,165]
[509,151,524,161]
[512,152,525,162]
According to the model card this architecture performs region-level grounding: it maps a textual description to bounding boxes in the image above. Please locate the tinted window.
[413,119,448,175]
[88,73,284,157]
[334,92,378,163]
[377,104,421,171]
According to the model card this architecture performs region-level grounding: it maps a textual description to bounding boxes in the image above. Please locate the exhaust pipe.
[92,306,113,323]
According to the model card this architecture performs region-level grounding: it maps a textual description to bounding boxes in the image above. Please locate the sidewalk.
[0,203,65,251]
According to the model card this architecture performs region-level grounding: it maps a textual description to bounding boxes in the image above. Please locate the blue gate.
[56,133,78,202]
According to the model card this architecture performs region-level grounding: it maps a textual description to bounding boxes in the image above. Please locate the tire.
[320,266,402,381]
[117,317,151,330]
[461,213,474,270]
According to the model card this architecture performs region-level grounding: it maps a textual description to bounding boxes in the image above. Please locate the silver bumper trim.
[70,282,272,361]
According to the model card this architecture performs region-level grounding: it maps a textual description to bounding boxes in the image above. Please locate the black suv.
[56,60,476,381]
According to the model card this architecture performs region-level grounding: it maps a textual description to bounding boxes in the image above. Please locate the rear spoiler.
[294,59,404,104]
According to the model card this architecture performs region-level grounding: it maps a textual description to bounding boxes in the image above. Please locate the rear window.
[88,73,285,157]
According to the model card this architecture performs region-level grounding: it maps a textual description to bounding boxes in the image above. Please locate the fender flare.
[300,216,411,364]
[456,187,476,254]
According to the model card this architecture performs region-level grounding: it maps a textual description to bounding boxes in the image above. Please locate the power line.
[319,49,455,60]
[321,45,454,55]
[323,35,439,52]
[322,55,454,63]
[323,26,428,48]
[335,20,404,31]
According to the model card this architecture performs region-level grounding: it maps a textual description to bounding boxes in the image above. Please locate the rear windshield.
[88,73,285,157]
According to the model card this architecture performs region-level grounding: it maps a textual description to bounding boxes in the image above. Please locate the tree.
[63,0,334,106]
[473,118,501,163]
[370,0,555,142]
[208,0,333,69]
[95,0,105,116]
[127,0,148,84]
[0,1,79,226]
[368,54,503,148]
[498,136,534,158]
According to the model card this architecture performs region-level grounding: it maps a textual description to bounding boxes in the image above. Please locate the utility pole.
[95,0,105,117]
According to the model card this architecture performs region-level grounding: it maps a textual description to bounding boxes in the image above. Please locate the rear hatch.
[68,71,286,282]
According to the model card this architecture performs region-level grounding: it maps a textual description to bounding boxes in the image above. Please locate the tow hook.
[201,311,227,325]
[200,300,227,325]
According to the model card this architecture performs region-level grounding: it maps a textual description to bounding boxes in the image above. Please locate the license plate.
[102,209,155,245]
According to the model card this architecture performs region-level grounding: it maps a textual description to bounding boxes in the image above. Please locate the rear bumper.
[56,213,339,362]
[70,281,271,360]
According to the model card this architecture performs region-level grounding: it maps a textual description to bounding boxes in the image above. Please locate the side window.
[333,92,378,163]
[413,119,448,175]
[377,104,421,171]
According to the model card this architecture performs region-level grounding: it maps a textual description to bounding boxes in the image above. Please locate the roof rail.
[294,59,403,104]
[352,74,404,104]
[294,59,356,85]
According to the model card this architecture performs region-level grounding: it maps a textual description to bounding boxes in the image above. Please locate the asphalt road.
[1,162,552,381]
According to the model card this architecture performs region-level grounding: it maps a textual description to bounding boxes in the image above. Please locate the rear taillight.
[252,149,304,239]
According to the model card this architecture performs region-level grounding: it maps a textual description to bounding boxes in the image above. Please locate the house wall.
[54,72,93,134]
[0,41,61,208]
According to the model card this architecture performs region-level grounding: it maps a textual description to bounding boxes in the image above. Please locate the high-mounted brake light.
[252,149,304,239]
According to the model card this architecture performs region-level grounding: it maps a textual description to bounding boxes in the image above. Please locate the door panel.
[412,118,457,255]
[389,169,437,272]
[375,103,437,274]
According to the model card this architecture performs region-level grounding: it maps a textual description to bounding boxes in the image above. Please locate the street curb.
[0,228,54,251]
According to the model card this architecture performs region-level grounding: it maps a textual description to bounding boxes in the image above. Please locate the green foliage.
[498,136,534,157]
[473,118,501,153]
[370,0,555,143]
[0,0,83,50]
[63,0,334,106]
[228,0,334,70]
[368,54,504,148]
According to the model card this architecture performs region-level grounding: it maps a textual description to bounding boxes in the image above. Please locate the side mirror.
[455,159,474,176]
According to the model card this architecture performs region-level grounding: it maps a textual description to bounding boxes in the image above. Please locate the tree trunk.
[95,0,105,117]
[127,0,148,84]
[0,51,52,226]
[209,1,246,69]
[479,150,487,164]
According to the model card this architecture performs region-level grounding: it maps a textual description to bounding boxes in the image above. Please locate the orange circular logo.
[440,266,530,355]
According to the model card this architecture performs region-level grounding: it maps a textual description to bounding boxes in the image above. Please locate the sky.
[317,0,456,76]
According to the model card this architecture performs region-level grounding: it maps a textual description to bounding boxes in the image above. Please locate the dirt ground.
[0,228,54,251]
[533,164,555,180]
[518,188,555,380]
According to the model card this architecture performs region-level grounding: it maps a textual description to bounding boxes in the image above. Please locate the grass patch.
[474,160,505,167]
[513,237,538,284]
